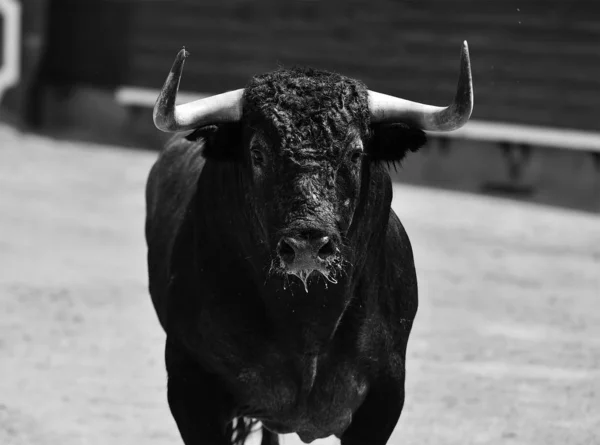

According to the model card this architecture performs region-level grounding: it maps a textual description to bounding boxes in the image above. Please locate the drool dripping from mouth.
[268,253,345,293]
[290,269,339,293]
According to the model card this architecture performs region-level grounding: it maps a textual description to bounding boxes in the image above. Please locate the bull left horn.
[368,41,474,131]
[153,47,244,133]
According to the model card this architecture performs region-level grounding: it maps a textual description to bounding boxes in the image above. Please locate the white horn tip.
[177,47,190,61]
[461,41,470,57]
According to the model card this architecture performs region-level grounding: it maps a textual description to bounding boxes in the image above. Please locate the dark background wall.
[42,0,132,87]
[39,0,600,132]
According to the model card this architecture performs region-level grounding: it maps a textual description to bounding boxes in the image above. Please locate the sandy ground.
[0,123,599,445]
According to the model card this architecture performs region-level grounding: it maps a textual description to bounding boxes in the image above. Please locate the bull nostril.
[278,234,337,268]
[317,238,335,260]
[277,239,296,264]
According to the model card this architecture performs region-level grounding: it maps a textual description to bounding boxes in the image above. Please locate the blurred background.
[0,1,599,445]
[3,0,600,209]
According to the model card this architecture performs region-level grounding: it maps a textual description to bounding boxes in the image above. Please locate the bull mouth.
[288,268,338,293]
[269,253,345,293]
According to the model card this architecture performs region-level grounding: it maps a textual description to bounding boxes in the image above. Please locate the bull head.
[152,44,474,292]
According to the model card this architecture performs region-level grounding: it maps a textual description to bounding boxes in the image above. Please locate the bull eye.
[251,149,264,166]
[349,149,363,164]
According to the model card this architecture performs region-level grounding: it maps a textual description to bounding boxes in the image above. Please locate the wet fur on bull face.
[241,68,371,290]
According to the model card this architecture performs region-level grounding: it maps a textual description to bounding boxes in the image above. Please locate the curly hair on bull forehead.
[242,67,371,156]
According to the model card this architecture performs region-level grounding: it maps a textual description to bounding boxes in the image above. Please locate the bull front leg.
[340,373,406,445]
[165,339,235,445]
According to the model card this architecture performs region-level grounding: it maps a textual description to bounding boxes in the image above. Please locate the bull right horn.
[368,41,474,132]
[153,48,244,133]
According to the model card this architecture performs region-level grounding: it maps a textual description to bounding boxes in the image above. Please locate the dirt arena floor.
[1,123,599,445]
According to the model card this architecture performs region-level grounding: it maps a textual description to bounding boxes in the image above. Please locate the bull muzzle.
[274,230,342,292]
[278,234,335,269]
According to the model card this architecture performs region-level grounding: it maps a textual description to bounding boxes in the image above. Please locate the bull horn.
[368,41,473,131]
[153,48,244,132]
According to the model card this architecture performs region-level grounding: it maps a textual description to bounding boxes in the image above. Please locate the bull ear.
[185,123,243,161]
[367,123,427,163]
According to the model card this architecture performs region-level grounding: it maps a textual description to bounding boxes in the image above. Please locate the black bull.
[145,44,473,445]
